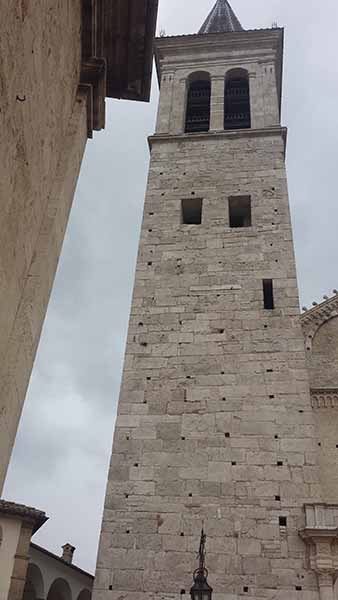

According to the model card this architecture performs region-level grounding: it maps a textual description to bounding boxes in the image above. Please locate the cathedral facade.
[94,2,338,599]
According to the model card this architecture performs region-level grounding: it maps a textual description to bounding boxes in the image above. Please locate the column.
[170,77,187,135]
[300,507,338,600]
[210,75,224,131]
[248,71,265,130]
[318,574,335,600]
[261,62,280,127]
[155,70,175,134]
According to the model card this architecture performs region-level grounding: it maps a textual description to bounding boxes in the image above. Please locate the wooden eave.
[80,0,158,137]
[103,0,158,102]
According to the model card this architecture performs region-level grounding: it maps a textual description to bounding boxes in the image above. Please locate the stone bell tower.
[94,2,338,599]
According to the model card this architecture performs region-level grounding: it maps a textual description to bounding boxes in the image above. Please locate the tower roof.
[199,0,243,34]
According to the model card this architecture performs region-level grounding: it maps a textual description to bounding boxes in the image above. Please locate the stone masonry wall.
[305,316,338,503]
[0,0,87,491]
[307,317,338,389]
[94,129,322,600]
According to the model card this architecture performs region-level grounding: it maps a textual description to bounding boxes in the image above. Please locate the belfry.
[94,2,338,599]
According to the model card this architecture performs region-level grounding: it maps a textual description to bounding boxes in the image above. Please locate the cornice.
[148,126,287,151]
[155,27,283,49]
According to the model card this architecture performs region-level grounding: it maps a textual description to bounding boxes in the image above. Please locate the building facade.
[23,543,93,600]
[93,2,338,600]
[0,501,94,600]
[0,0,158,494]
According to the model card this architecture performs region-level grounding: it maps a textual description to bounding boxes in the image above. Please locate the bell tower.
[94,2,330,599]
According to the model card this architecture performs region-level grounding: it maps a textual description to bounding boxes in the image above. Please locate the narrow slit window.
[181,198,203,225]
[263,279,274,310]
[229,196,252,228]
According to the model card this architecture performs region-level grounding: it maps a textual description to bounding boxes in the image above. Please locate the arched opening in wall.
[23,564,45,600]
[310,316,338,389]
[77,589,92,600]
[185,72,211,133]
[224,69,251,130]
[47,578,72,600]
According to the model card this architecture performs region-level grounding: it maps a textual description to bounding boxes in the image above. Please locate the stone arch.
[23,564,45,600]
[185,71,211,133]
[307,316,338,389]
[305,309,338,352]
[77,589,91,600]
[224,67,251,130]
[47,578,72,600]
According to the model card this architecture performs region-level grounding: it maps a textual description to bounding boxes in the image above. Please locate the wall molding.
[311,389,338,409]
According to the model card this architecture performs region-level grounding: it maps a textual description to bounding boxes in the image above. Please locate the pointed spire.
[199,0,243,34]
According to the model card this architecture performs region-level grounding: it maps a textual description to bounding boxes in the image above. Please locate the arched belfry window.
[185,73,211,133]
[224,69,251,130]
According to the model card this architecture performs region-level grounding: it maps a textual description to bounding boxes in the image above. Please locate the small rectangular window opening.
[229,196,252,228]
[181,198,203,225]
[263,279,275,310]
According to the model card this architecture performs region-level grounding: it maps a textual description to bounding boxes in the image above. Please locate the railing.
[185,114,210,133]
[224,112,251,130]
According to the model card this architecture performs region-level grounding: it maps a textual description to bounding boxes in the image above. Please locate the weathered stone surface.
[301,297,338,503]
[94,22,324,600]
[0,0,88,493]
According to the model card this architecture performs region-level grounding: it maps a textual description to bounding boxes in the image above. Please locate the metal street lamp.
[190,529,213,600]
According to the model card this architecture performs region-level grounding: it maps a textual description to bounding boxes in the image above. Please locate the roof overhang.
[0,500,48,535]
[155,28,284,115]
[80,0,158,137]
[103,0,159,102]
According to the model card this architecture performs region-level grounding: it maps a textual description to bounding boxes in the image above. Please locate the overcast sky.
[3,0,338,575]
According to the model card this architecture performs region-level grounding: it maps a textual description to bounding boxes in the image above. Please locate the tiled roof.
[0,500,48,533]
[199,0,243,34]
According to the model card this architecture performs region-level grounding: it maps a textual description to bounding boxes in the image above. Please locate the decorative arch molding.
[225,66,250,80]
[300,295,338,352]
[187,70,211,84]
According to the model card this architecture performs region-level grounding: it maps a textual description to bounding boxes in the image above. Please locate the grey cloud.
[4,0,338,574]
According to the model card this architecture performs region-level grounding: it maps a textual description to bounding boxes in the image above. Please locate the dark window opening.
[182,198,203,225]
[224,72,251,130]
[229,196,252,228]
[279,517,287,527]
[185,79,211,133]
[263,279,274,310]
